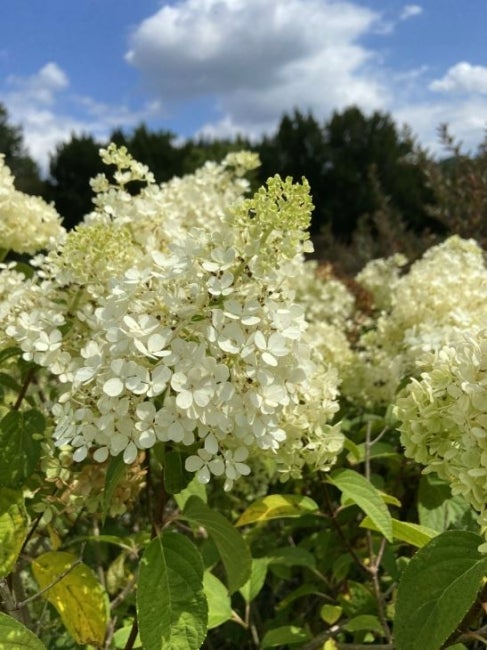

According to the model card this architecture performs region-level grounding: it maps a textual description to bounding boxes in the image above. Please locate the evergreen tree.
[0,103,43,195]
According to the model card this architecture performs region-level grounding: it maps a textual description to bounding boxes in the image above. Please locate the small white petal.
[103,377,124,397]
[123,441,138,464]
[93,447,109,463]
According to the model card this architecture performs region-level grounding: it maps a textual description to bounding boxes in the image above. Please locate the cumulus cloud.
[430,62,487,95]
[399,5,423,21]
[0,63,160,175]
[6,62,69,105]
[126,0,389,138]
[396,96,487,155]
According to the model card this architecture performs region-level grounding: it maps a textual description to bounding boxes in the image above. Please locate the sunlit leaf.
[328,469,393,542]
[239,557,269,603]
[0,488,28,578]
[32,551,108,647]
[261,625,311,648]
[137,532,207,650]
[235,494,319,526]
[0,612,47,649]
[360,516,437,548]
[204,571,233,629]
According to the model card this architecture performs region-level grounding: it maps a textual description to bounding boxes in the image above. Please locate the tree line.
[2,102,487,272]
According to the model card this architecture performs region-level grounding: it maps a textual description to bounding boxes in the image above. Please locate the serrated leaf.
[418,475,477,532]
[239,557,269,603]
[235,494,319,527]
[0,410,42,487]
[183,496,251,593]
[32,551,108,647]
[102,454,126,522]
[204,571,233,629]
[395,531,487,650]
[0,488,28,578]
[328,469,393,542]
[137,532,207,650]
[0,612,47,649]
[261,625,311,648]
[360,516,437,548]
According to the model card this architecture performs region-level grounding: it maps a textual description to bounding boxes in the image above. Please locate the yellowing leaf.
[32,551,108,647]
[0,612,47,649]
[0,488,28,578]
[236,495,319,526]
[360,516,437,548]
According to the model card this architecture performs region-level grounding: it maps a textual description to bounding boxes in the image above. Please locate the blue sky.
[1,0,487,174]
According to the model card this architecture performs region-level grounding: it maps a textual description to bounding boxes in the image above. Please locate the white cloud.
[126,0,389,138]
[395,96,487,156]
[0,63,160,175]
[6,62,68,105]
[430,62,487,95]
[399,5,423,21]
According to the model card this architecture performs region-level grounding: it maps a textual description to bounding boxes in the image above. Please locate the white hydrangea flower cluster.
[0,155,65,255]
[86,144,260,254]
[355,252,407,311]
[342,236,487,407]
[394,328,487,544]
[5,146,342,490]
[292,261,355,378]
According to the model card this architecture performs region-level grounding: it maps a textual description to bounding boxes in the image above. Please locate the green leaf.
[0,372,21,392]
[268,547,316,569]
[342,614,385,634]
[328,469,393,542]
[235,494,319,526]
[395,531,487,650]
[0,488,28,578]
[32,551,108,646]
[137,532,207,650]
[278,584,322,611]
[164,451,193,495]
[239,557,269,603]
[174,477,207,510]
[418,475,477,533]
[183,496,251,593]
[0,612,47,649]
[113,624,142,649]
[360,516,437,548]
[346,441,402,465]
[102,454,127,522]
[261,626,311,648]
[204,571,233,629]
[0,346,22,366]
[320,604,342,625]
[0,410,42,488]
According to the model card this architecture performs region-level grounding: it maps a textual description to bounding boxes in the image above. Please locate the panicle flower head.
[6,145,343,491]
[395,328,487,544]
[0,155,65,254]
[342,236,487,407]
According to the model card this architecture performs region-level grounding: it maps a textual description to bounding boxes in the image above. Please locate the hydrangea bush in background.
[2,147,487,650]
